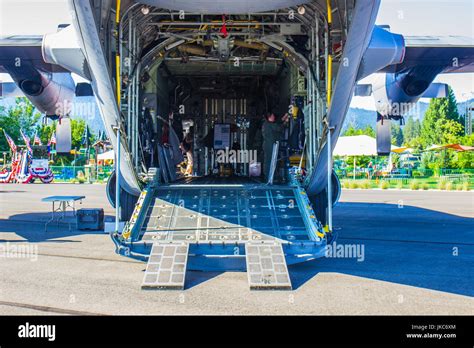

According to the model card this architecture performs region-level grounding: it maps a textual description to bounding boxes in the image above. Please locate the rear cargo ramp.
[117,182,325,290]
[141,186,314,243]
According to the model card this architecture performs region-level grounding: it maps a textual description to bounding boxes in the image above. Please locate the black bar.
[0,316,472,346]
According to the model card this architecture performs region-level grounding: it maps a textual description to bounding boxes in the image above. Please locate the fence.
[335,167,473,185]
[440,168,474,176]
[50,165,113,182]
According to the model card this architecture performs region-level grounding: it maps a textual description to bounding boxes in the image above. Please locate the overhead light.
[297,6,306,15]
[164,39,186,51]
[141,6,150,15]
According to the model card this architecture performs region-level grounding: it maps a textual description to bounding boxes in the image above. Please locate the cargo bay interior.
[118,5,341,185]
[142,53,303,183]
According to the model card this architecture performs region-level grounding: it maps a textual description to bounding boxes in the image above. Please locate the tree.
[419,86,468,170]
[343,125,376,137]
[420,86,464,148]
[454,134,474,169]
[438,119,464,144]
[445,87,463,124]
[71,118,88,150]
[38,123,56,145]
[402,116,421,147]
[0,98,42,151]
[391,123,404,146]
[37,118,95,149]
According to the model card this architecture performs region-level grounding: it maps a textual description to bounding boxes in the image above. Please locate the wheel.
[106,171,139,221]
[310,189,328,227]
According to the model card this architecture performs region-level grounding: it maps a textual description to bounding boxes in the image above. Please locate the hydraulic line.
[115,0,121,107]
[326,0,333,107]
[115,0,122,232]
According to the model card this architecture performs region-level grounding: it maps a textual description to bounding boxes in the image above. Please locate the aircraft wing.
[0,33,93,118]
[379,36,474,74]
[0,35,68,73]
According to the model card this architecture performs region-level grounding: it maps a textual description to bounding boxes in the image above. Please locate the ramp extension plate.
[245,242,292,290]
[142,242,189,290]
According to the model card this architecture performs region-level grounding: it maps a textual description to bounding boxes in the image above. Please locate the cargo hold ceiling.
[137,0,313,14]
[120,1,353,80]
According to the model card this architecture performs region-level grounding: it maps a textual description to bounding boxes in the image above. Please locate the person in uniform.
[262,111,289,180]
[182,130,194,176]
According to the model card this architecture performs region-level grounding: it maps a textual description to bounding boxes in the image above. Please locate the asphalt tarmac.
[0,184,472,315]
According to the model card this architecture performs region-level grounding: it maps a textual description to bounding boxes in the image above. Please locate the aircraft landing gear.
[106,171,138,221]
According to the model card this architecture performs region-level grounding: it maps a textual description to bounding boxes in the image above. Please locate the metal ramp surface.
[140,186,317,243]
[141,242,189,290]
[115,177,324,290]
[245,242,292,290]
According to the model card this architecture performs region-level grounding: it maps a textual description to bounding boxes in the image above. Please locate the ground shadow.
[1,199,472,296]
[0,212,114,242]
[139,267,223,290]
[185,271,224,289]
[289,202,473,297]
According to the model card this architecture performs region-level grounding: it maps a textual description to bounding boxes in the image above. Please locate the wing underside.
[0,36,67,73]
[380,36,474,74]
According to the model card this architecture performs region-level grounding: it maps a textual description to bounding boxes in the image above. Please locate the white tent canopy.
[334,135,400,156]
[334,135,401,179]
[97,150,114,161]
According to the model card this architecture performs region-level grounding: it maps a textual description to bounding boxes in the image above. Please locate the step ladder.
[245,241,292,290]
[141,242,189,290]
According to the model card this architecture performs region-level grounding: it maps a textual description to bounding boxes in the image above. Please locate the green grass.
[339,177,473,191]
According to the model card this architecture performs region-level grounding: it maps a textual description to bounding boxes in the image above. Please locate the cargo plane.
[1,0,473,289]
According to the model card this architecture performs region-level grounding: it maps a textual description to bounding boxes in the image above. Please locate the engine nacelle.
[20,71,75,116]
[5,63,75,117]
[357,26,405,81]
[42,24,91,80]
[373,66,446,118]
[371,67,447,155]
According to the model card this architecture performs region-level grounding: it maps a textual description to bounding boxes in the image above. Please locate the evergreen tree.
[419,86,467,169]
[391,123,404,146]
[445,87,463,124]
[343,125,376,137]
[402,116,421,146]
[420,86,463,147]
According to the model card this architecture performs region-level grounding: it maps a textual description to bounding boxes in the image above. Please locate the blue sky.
[0,0,473,109]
